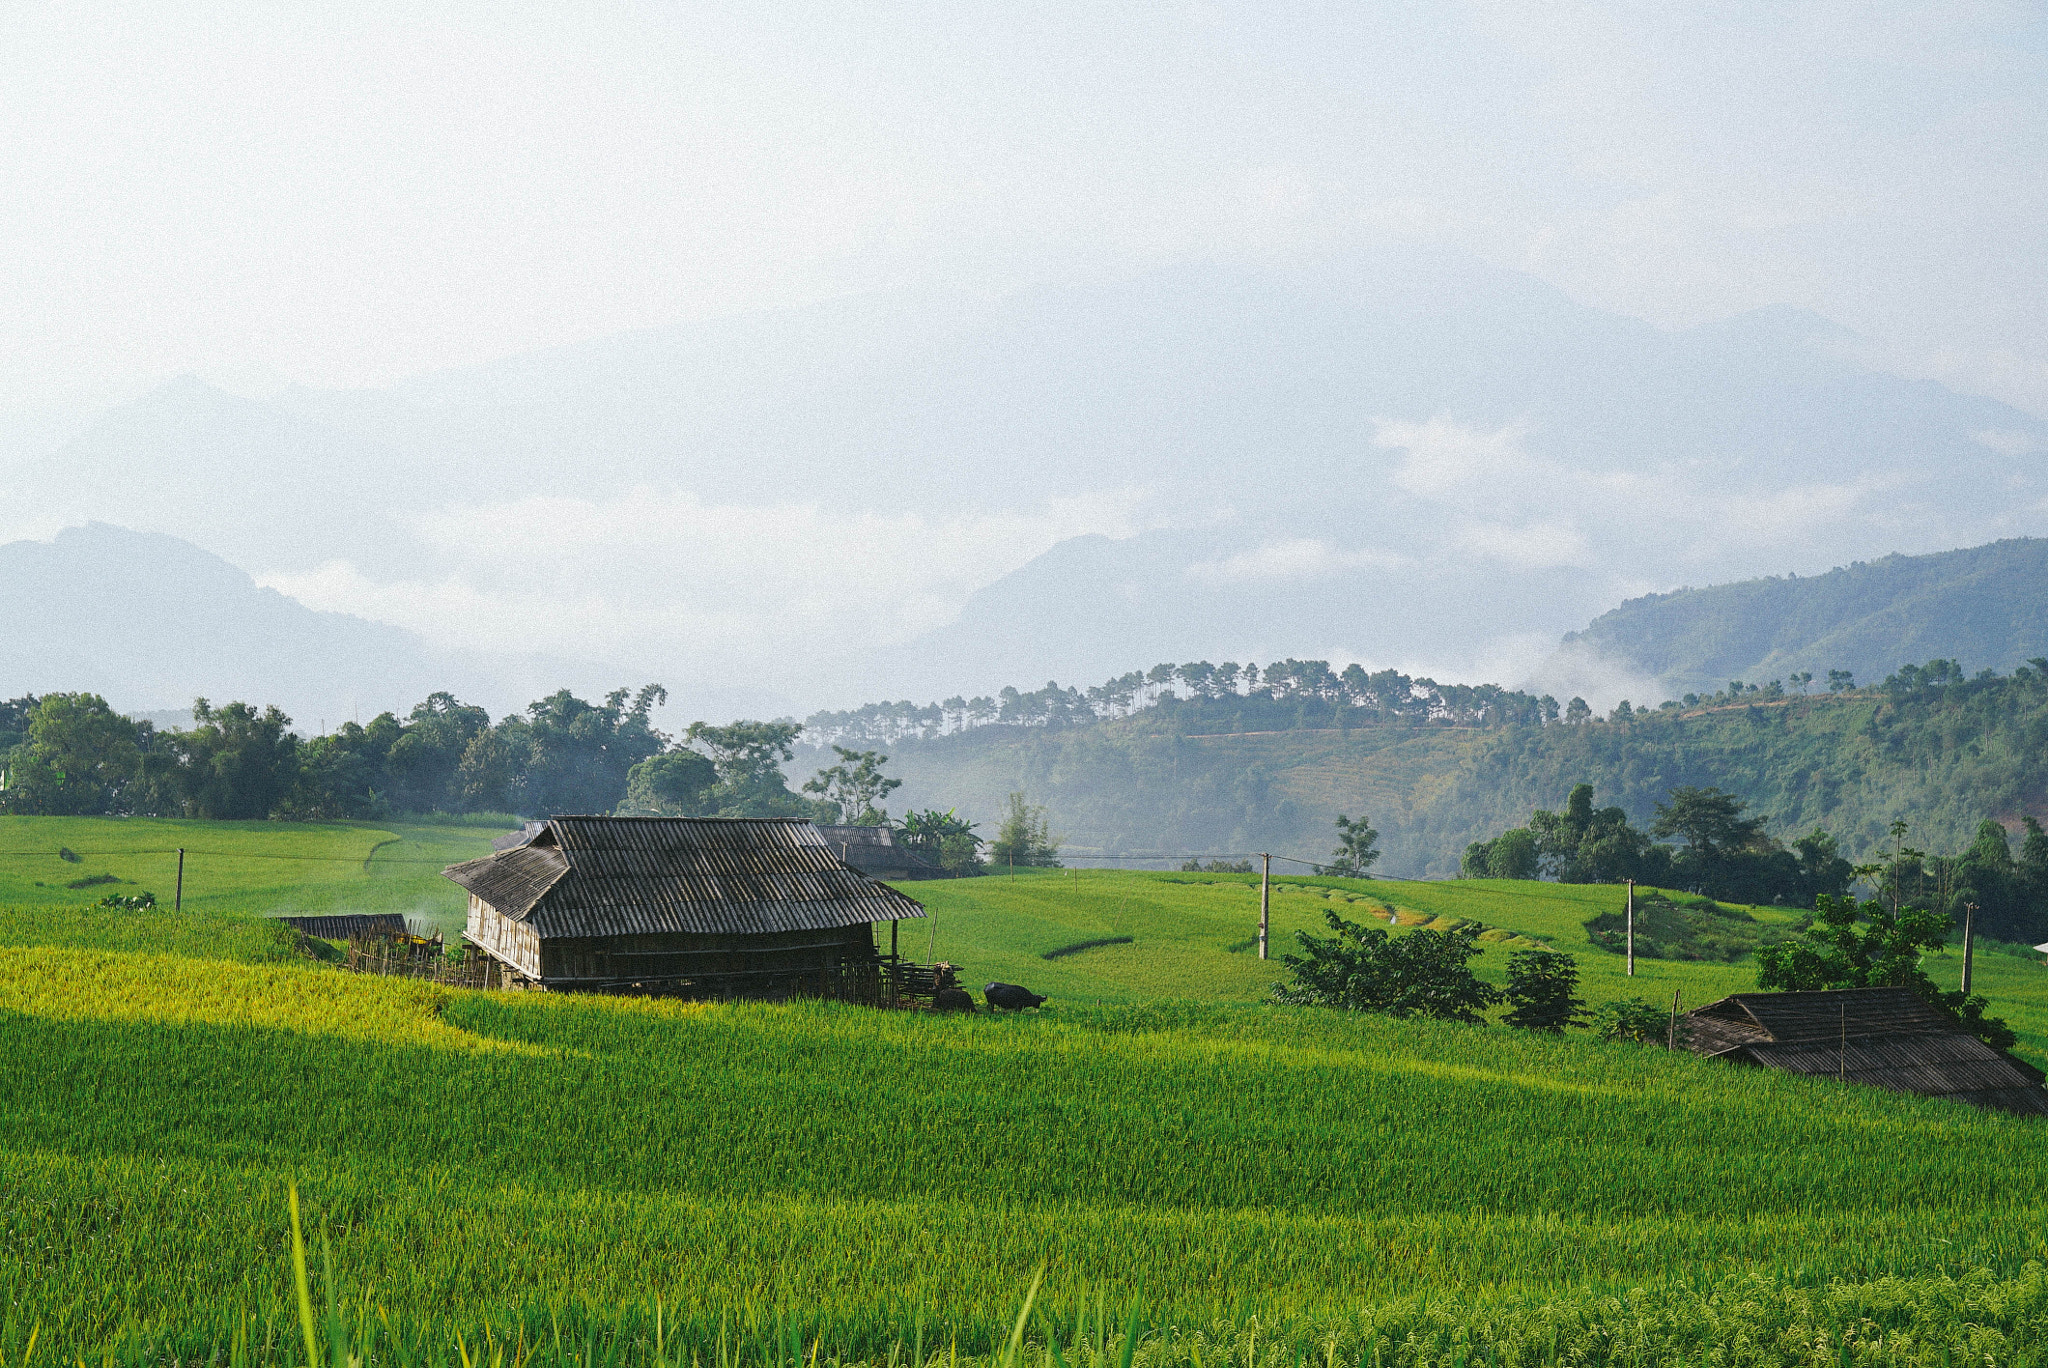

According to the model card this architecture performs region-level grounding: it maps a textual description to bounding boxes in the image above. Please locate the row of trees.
[1459,779,2048,939]
[0,687,1020,874]
[0,690,913,828]
[801,656,1931,749]
[0,688,674,820]
[1459,783,1857,908]
[806,661,1579,746]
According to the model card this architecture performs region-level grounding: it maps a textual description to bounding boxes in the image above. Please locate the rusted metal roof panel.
[1688,985,2048,1116]
[443,816,925,939]
[443,843,571,920]
[271,913,408,940]
[1697,986,1950,1042]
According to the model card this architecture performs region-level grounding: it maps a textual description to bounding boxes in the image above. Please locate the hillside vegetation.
[1567,537,2048,699]
[864,663,2048,880]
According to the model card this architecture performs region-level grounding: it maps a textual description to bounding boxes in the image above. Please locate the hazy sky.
[7,0,2047,414]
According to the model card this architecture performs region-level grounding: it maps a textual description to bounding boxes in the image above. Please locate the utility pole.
[175,848,185,912]
[1258,853,1271,960]
[1963,901,1978,996]
[1625,879,1635,977]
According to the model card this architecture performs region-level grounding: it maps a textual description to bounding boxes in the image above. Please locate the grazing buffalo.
[984,982,1047,1011]
[932,986,976,1012]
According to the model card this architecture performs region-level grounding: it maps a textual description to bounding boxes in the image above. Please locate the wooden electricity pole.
[1963,900,1978,996]
[175,848,185,912]
[1258,853,1271,960]
[1625,878,1635,977]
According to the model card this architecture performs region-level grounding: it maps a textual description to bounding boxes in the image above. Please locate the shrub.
[1501,948,1588,1032]
[1272,912,1499,1023]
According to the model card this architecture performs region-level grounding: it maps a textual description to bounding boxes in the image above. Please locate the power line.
[1054,851,1330,869]
[8,848,468,864]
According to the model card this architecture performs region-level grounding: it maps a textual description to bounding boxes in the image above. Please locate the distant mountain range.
[5,246,2046,708]
[0,524,449,724]
[1560,539,2048,701]
[3,521,2046,738]
[0,524,631,728]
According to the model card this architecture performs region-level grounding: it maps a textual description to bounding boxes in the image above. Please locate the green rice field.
[5,815,2048,1364]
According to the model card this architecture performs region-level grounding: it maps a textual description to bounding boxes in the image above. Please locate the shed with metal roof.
[271,912,412,941]
[1684,985,2048,1116]
[815,824,944,880]
[443,815,926,997]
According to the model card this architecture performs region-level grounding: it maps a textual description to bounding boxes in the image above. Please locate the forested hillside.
[1565,537,2048,699]
[853,660,2048,880]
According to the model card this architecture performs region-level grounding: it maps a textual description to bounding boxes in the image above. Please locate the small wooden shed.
[270,912,410,940]
[814,824,943,880]
[1685,985,2048,1116]
[442,816,926,997]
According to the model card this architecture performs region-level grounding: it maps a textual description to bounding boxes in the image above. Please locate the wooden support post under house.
[1258,854,1271,961]
[1625,878,1635,977]
[1839,1001,1846,1081]
[1963,901,1978,996]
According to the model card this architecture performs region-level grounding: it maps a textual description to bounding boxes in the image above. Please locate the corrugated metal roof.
[445,842,570,920]
[815,824,940,873]
[1686,985,2048,1116]
[443,816,926,939]
[270,913,409,940]
[492,820,549,852]
[1697,986,1953,1041]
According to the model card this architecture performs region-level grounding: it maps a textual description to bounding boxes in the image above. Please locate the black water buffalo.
[983,982,1047,1010]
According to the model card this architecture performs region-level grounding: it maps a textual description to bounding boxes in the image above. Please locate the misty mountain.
[1559,539,2048,702]
[0,523,468,726]
[6,248,2047,707]
[0,377,433,574]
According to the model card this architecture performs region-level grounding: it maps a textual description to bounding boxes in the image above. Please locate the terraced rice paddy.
[5,817,2048,1364]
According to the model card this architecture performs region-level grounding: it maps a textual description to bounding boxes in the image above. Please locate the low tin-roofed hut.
[815,824,943,880]
[443,816,925,997]
[1685,985,2048,1116]
[271,912,410,940]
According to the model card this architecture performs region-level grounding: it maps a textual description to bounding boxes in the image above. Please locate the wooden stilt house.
[442,816,926,998]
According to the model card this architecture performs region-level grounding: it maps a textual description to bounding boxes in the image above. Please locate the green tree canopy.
[683,719,820,818]
[1320,812,1380,878]
[173,699,301,820]
[0,693,142,816]
[1755,892,2014,1049]
[802,746,901,825]
[1651,786,1771,865]
[384,692,492,813]
[1461,826,1539,879]
[989,791,1061,868]
[619,750,719,817]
